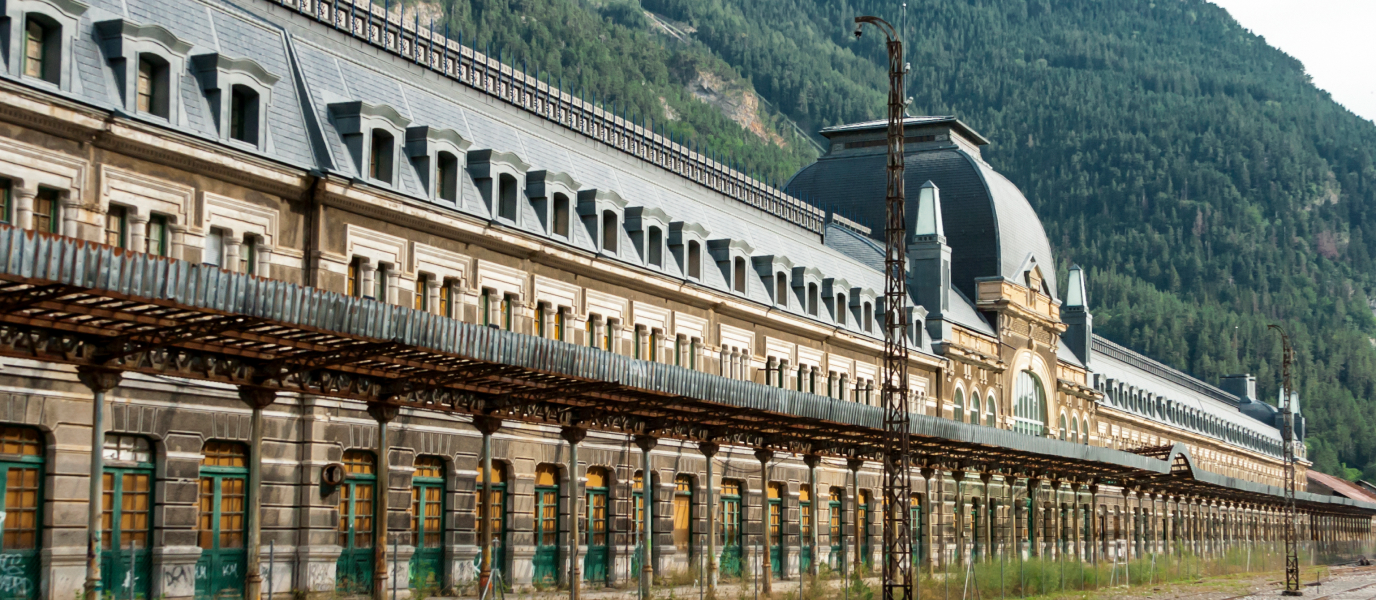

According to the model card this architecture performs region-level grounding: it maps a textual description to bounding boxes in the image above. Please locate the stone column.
[700,442,719,592]
[61,196,80,238]
[128,213,149,253]
[804,455,820,577]
[368,403,399,600]
[14,187,35,230]
[636,435,657,599]
[426,277,442,315]
[756,449,773,593]
[240,387,277,600]
[224,236,243,273]
[1007,475,1017,561]
[1120,487,1133,560]
[475,416,503,593]
[78,367,122,600]
[562,427,587,600]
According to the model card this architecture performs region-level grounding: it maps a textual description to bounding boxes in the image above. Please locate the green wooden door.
[767,490,782,577]
[410,457,445,592]
[195,441,248,600]
[828,493,843,570]
[719,481,742,578]
[0,427,43,600]
[102,466,154,598]
[584,483,609,584]
[532,465,560,586]
[337,451,377,594]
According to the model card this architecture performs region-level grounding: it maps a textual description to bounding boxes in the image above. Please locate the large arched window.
[969,394,981,425]
[986,392,997,428]
[1013,370,1047,436]
[952,389,964,423]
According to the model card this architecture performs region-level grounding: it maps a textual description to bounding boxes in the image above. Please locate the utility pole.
[854,15,913,600]
[1269,324,1302,596]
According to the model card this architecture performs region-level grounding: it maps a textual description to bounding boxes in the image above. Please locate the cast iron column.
[563,427,587,600]
[849,458,863,574]
[79,367,122,600]
[369,403,399,600]
[757,449,774,593]
[241,387,277,600]
[475,416,503,593]
[636,435,658,599]
[805,455,821,577]
[700,442,720,592]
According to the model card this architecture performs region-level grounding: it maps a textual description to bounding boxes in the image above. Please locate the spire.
[914,180,943,238]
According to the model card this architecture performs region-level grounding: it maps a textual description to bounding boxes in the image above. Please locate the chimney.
[909,182,951,342]
[1062,264,1093,365]
[1220,374,1257,402]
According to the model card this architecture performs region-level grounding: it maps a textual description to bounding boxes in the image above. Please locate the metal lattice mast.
[1270,324,1302,596]
[855,15,913,600]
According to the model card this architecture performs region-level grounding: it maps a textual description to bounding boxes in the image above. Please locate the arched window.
[412,456,446,588]
[229,85,260,144]
[497,174,518,221]
[437,152,460,203]
[952,389,964,423]
[369,129,394,183]
[136,54,170,118]
[337,450,376,592]
[602,211,618,253]
[986,392,997,427]
[1059,414,1068,440]
[687,241,701,279]
[648,226,663,267]
[1013,370,1047,436]
[104,434,154,597]
[1069,416,1079,443]
[533,464,559,585]
[475,462,507,575]
[23,16,60,84]
[970,395,981,425]
[198,441,247,599]
[585,467,611,582]
[673,475,693,559]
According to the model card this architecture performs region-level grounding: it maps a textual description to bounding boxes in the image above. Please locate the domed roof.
[786,117,1059,301]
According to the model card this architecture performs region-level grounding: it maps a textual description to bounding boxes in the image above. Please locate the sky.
[1207,0,1376,124]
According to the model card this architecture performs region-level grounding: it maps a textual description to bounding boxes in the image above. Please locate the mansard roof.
[788,125,1059,302]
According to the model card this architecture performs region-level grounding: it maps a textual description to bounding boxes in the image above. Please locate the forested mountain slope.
[425,0,1376,478]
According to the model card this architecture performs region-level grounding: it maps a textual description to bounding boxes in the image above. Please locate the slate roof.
[3,0,918,350]
[1091,335,1284,457]
[787,131,1060,301]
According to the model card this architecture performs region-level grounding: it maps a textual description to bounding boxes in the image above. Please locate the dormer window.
[97,18,192,122]
[436,152,459,203]
[863,301,873,333]
[733,258,746,293]
[775,273,788,307]
[601,210,618,252]
[369,129,394,183]
[135,54,169,117]
[229,85,259,144]
[195,53,279,150]
[836,293,847,325]
[647,226,663,267]
[552,194,570,237]
[23,16,59,83]
[497,174,518,221]
[687,241,701,279]
[807,283,819,316]
[329,101,410,187]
